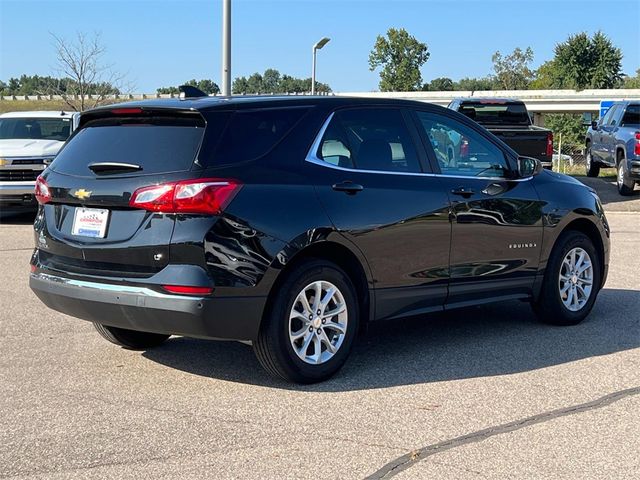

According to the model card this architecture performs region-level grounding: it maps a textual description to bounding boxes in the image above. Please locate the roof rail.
[178,85,208,99]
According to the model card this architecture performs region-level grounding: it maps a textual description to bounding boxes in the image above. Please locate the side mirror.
[517,156,543,177]
[591,120,599,130]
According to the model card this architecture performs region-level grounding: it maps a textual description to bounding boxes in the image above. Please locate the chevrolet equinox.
[29,96,610,383]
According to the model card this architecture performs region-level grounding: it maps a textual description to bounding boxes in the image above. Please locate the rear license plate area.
[71,207,110,238]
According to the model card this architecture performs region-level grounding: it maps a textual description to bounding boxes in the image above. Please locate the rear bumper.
[29,271,266,341]
[627,159,640,180]
[0,182,36,206]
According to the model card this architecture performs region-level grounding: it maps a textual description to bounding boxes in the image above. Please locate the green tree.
[0,74,117,97]
[544,114,585,151]
[532,31,623,90]
[454,76,498,91]
[368,28,430,91]
[245,73,264,93]
[624,68,640,88]
[492,47,534,89]
[261,69,281,93]
[231,69,330,94]
[529,61,559,89]
[423,77,454,91]
[156,85,179,94]
[190,79,220,94]
[157,79,220,95]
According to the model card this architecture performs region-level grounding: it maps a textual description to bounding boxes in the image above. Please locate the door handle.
[451,187,475,198]
[332,181,364,195]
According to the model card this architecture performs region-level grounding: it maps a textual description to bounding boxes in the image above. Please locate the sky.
[0,0,639,93]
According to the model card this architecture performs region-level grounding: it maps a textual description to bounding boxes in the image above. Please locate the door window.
[316,108,421,173]
[621,105,640,126]
[600,105,618,126]
[415,111,510,178]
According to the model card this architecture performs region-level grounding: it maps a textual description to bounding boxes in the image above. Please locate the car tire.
[617,153,635,196]
[93,323,170,350]
[533,231,600,326]
[585,146,600,177]
[253,259,359,383]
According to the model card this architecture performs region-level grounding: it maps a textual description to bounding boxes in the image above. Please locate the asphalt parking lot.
[1,177,639,479]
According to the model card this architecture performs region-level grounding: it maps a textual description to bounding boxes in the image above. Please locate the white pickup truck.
[0,110,79,210]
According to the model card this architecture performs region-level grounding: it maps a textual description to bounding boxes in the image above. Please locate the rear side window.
[50,115,205,176]
[621,105,640,126]
[212,107,308,164]
[316,108,421,173]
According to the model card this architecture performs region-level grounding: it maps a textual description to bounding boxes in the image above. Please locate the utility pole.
[221,0,231,96]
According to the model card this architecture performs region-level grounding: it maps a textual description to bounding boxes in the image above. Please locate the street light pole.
[221,0,231,96]
[311,37,330,95]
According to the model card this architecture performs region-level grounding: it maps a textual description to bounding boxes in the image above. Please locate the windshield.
[0,117,72,141]
[458,102,531,126]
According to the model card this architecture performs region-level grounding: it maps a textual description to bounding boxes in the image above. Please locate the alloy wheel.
[288,281,348,365]
[558,247,593,312]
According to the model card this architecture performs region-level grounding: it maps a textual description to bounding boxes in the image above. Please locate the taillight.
[546,132,554,158]
[129,178,241,214]
[34,176,51,204]
[162,285,213,295]
[634,132,640,156]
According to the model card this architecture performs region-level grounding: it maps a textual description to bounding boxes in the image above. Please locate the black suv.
[30,96,610,383]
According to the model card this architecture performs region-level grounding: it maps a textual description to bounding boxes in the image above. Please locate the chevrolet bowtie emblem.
[72,189,92,200]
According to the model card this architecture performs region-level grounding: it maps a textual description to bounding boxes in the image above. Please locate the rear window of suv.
[50,115,205,177]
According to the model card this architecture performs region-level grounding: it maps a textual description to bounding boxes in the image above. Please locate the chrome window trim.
[304,111,533,182]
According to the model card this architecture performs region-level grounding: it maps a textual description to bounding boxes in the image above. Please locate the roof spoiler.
[179,85,208,99]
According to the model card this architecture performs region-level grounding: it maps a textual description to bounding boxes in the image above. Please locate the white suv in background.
[0,111,78,210]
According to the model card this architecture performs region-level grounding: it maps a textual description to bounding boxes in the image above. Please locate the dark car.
[29,96,610,383]
[585,101,640,195]
[448,98,554,169]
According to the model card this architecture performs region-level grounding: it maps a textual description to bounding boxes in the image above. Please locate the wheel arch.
[559,218,606,289]
[262,240,373,333]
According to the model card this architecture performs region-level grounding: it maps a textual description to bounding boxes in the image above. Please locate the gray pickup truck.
[448,98,553,169]
[0,110,79,211]
[585,101,640,196]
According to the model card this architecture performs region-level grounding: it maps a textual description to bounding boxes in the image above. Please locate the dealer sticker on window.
[72,207,109,238]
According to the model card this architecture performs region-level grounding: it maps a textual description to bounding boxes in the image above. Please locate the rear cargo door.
[37,108,208,278]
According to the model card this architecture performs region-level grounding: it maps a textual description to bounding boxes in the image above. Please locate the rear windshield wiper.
[88,162,143,174]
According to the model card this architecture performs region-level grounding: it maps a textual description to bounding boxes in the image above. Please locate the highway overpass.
[334,89,640,114]
[2,88,640,119]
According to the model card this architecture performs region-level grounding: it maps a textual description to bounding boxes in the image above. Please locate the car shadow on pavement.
[142,287,639,391]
